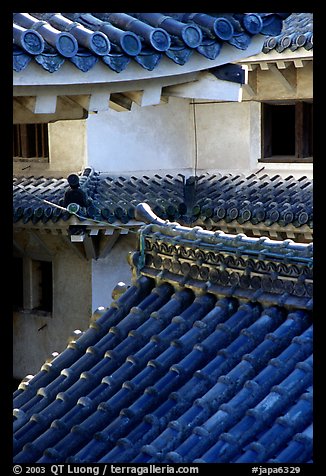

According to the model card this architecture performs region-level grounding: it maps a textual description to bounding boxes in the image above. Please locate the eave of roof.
[13,13,290,77]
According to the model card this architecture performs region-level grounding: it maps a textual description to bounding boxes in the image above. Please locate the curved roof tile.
[263,13,313,53]
[13,12,291,73]
[13,170,313,235]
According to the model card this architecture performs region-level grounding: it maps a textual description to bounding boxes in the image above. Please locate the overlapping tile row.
[13,219,313,463]
[133,210,313,309]
[13,170,313,236]
[13,12,290,73]
[263,12,313,53]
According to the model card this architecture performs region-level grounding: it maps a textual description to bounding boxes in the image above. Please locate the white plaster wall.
[13,235,92,380]
[91,233,137,311]
[195,101,261,174]
[48,119,87,174]
[86,97,194,174]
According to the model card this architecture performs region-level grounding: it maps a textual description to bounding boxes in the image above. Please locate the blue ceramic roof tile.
[235,386,313,462]
[263,13,313,53]
[13,13,290,73]
[268,424,313,463]
[13,171,313,238]
[193,354,312,463]
[13,215,313,463]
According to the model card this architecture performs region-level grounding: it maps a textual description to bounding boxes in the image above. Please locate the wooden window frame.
[13,123,49,161]
[260,101,313,163]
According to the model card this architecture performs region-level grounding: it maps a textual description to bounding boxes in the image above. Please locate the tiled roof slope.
[13,13,290,73]
[13,208,313,463]
[13,169,313,240]
[263,12,313,53]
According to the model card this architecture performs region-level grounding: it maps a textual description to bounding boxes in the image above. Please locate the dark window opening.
[261,102,313,162]
[13,123,49,160]
[13,256,24,311]
[34,260,53,313]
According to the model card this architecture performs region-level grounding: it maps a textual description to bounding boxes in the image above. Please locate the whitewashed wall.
[13,233,92,380]
[91,234,137,312]
[86,97,194,174]
[48,119,88,173]
[195,101,261,174]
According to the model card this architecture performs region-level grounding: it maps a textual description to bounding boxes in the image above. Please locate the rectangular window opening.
[13,123,49,161]
[32,260,53,313]
[260,101,313,163]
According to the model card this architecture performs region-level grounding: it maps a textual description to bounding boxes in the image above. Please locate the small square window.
[13,123,49,161]
[260,101,313,163]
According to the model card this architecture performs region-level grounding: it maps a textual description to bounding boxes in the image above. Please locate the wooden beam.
[14,96,36,113]
[123,90,143,106]
[247,63,258,72]
[70,234,85,242]
[268,64,296,93]
[140,84,162,106]
[66,94,91,110]
[294,59,304,68]
[109,93,132,112]
[259,63,270,71]
[13,96,88,123]
[163,71,242,101]
[244,67,258,97]
[34,95,57,114]
[275,60,288,70]
[83,234,97,260]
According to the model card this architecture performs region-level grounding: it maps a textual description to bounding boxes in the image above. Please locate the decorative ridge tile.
[131,203,313,308]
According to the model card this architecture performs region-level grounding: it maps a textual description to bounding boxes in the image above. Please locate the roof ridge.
[131,203,313,309]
